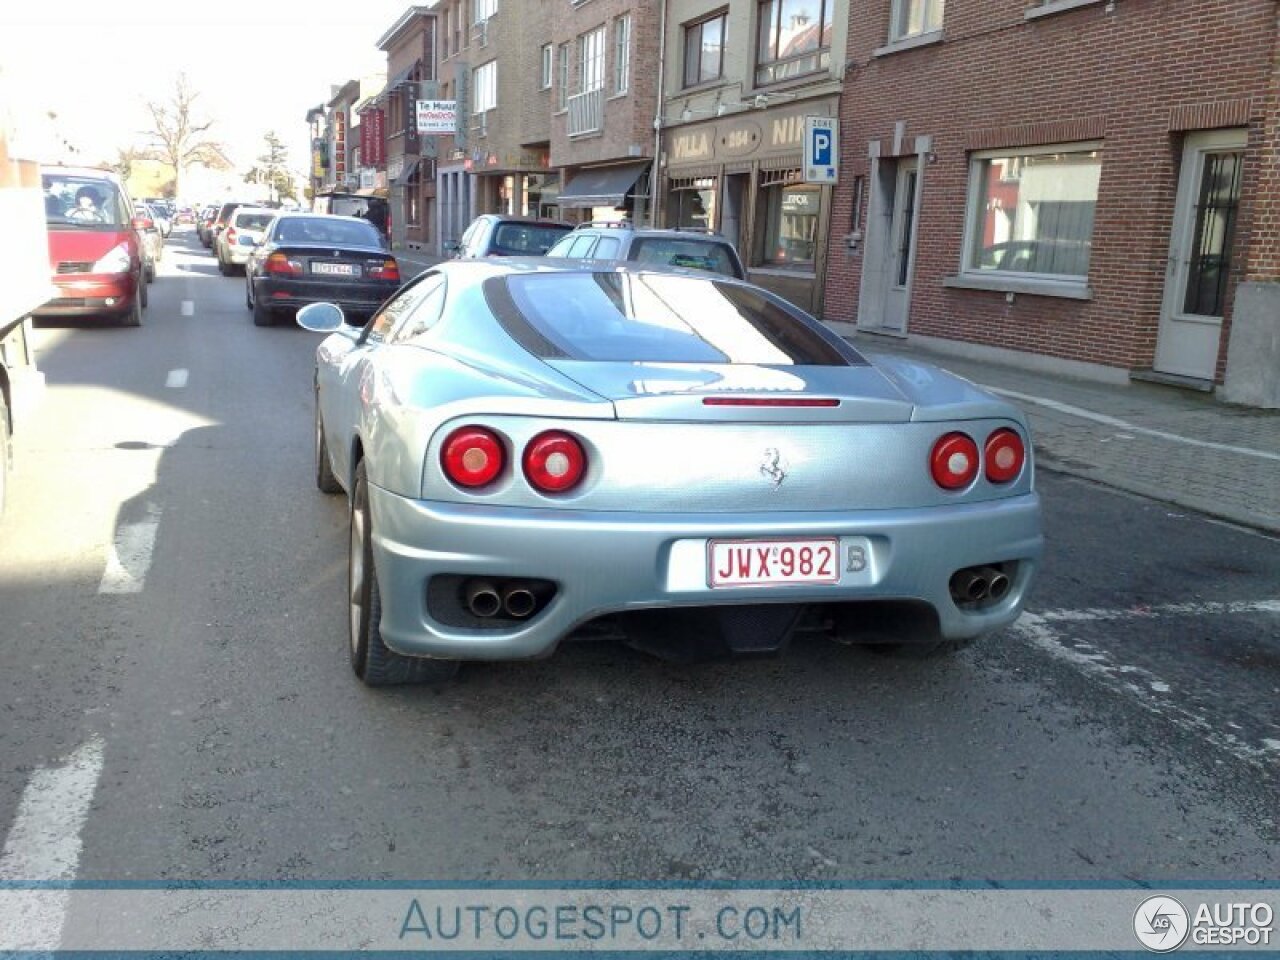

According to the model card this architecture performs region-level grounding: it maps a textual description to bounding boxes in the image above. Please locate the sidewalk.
[832,324,1280,535]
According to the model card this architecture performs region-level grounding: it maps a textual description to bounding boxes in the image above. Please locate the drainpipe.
[648,0,668,228]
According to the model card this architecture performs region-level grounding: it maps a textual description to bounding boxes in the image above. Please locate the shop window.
[757,171,818,267]
[668,176,717,229]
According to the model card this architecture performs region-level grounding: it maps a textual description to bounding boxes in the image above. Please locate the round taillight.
[984,428,1025,484]
[522,431,587,493]
[930,432,980,490]
[441,427,504,488]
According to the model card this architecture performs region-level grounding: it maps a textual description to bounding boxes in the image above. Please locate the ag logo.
[1134,896,1190,952]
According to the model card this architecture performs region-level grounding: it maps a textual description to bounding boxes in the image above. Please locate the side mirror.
[443,241,460,254]
[296,302,346,333]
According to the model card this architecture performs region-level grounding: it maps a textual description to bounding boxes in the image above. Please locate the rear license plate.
[312,262,357,276]
[708,538,839,588]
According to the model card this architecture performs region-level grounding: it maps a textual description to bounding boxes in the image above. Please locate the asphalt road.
[0,228,1276,893]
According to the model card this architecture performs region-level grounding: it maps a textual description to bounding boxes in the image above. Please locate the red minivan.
[35,166,147,327]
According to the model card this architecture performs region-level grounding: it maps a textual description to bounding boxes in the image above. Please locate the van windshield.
[42,174,128,229]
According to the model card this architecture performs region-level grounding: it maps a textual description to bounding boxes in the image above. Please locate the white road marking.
[1012,602,1280,766]
[1036,599,1280,622]
[165,368,189,389]
[181,300,194,316]
[98,504,161,594]
[988,387,1280,463]
[0,737,105,949]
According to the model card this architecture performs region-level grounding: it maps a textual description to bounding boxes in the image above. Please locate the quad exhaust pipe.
[949,565,1011,605]
[462,578,541,619]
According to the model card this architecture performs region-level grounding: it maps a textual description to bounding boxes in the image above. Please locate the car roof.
[272,212,376,226]
[479,214,573,226]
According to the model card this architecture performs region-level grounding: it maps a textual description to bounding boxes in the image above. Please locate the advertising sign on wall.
[333,110,346,180]
[417,100,457,135]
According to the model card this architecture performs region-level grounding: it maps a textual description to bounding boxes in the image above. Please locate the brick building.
[375,6,438,252]
[656,0,849,314]
[550,0,660,225]
[825,0,1280,406]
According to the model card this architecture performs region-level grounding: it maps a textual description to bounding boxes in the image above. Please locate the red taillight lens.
[522,431,587,493]
[225,227,237,244]
[265,252,304,276]
[984,428,1026,484]
[442,427,504,488]
[368,259,399,282]
[930,432,980,490]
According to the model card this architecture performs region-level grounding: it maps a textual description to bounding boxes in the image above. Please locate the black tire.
[245,281,253,311]
[122,293,143,327]
[349,461,460,687]
[218,257,231,277]
[315,401,342,494]
[145,261,155,283]
[0,391,10,521]
[139,279,148,310]
[252,294,274,327]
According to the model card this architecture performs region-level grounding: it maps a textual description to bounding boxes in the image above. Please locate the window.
[371,273,446,344]
[890,0,944,42]
[684,11,727,88]
[541,44,553,89]
[613,15,631,95]
[757,172,819,267]
[474,0,497,23]
[473,60,497,113]
[557,42,570,110]
[965,143,1101,281]
[668,176,717,229]
[579,25,606,93]
[406,163,420,227]
[756,0,831,85]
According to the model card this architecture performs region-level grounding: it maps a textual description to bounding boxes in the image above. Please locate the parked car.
[197,205,218,247]
[215,206,277,275]
[35,166,146,326]
[297,259,1044,686]
[446,214,572,259]
[133,202,164,283]
[546,221,746,279]
[208,200,252,252]
[245,213,399,327]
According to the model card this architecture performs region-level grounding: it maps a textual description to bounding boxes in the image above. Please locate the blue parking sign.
[804,117,839,184]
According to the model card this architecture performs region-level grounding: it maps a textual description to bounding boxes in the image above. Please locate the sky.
[1,0,418,185]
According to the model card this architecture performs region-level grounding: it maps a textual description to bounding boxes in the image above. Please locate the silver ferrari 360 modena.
[299,259,1043,686]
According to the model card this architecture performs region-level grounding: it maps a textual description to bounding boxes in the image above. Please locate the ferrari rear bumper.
[367,483,1044,661]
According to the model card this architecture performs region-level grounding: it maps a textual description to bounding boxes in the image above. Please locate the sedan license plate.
[708,538,839,588]
[312,262,357,276]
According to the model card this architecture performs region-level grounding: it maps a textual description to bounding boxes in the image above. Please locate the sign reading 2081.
[804,117,839,184]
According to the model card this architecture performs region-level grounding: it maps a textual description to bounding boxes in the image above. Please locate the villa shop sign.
[669,108,830,166]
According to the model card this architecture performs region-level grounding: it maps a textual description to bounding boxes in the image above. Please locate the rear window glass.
[494,272,850,366]
[629,237,742,277]
[490,223,572,254]
[42,174,128,228]
[233,212,276,230]
[275,217,383,247]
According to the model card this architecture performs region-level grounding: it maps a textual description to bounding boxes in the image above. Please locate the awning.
[375,62,419,102]
[558,161,651,208]
[393,158,421,187]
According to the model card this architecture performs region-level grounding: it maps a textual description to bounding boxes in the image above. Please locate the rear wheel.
[252,294,274,327]
[349,461,459,687]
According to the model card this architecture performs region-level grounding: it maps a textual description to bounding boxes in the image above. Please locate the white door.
[1154,129,1247,380]
[882,162,920,334]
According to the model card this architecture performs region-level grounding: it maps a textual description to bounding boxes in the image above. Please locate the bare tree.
[141,74,229,197]
[107,146,144,183]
